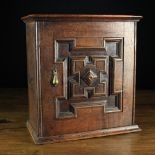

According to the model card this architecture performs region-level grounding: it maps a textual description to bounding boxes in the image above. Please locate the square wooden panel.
[22,14,142,144]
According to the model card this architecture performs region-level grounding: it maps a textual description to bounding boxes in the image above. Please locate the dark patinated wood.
[22,14,142,144]
[21,14,142,22]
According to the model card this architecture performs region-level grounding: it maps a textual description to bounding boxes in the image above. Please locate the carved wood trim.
[70,54,108,99]
[54,39,76,118]
[103,38,124,112]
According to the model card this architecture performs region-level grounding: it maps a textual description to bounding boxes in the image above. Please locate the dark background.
[0,0,154,89]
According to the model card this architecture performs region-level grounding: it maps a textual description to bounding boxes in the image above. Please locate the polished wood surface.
[22,14,142,22]
[22,14,142,143]
[0,89,154,154]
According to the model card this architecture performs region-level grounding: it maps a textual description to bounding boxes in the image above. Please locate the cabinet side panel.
[123,22,135,125]
[26,22,38,136]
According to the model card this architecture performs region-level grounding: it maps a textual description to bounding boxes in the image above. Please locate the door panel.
[39,22,135,136]
[54,38,123,119]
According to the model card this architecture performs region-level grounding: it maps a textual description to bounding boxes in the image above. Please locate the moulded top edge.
[21,14,143,23]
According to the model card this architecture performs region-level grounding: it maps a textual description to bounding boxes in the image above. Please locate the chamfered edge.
[21,14,143,23]
[27,121,141,144]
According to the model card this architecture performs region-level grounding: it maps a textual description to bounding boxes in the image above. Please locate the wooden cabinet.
[22,14,142,144]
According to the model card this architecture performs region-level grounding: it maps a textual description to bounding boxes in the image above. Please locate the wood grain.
[22,14,142,143]
[0,89,154,155]
[21,14,142,22]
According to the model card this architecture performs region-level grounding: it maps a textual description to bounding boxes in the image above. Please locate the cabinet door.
[40,22,135,136]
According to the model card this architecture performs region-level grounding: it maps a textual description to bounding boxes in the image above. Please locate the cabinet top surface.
[22,14,142,22]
